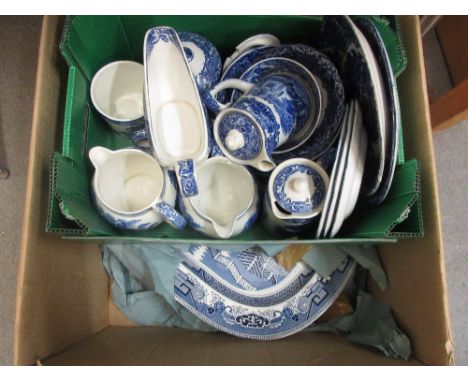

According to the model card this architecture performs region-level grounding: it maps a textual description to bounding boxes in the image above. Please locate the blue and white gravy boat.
[206,74,311,172]
[144,27,210,198]
[262,158,329,235]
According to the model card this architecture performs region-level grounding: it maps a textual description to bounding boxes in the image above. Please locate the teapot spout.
[89,146,113,169]
[254,151,275,172]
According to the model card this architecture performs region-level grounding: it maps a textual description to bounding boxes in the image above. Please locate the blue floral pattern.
[179,32,222,94]
[222,44,345,160]
[154,201,187,230]
[177,159,199,197]
[273,164,326,213]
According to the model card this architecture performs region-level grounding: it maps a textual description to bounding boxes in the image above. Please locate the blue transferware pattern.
[273,165,326,214]
[91,167,179,231]
[179,32,222,94]
[174,256,356,340]
[233,58,321,153]
[355,17,400,205]
[176,159,199,197]
[184,245,288,291]
[102,115,146,136]
[316,147,338,174]
[179,261,315,308]
[154,201,187,230]
[212,74,309,170]
[319,16,385,196]
[222,44,345,161]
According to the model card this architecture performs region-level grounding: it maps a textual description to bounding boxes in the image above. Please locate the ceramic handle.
[204,79,254,114]
[223,34,281,71]
[176,159,199,198]
[153,201,187,230]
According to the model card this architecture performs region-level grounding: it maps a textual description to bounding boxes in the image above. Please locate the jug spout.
[213,221,236,239]
[89,146,113,169]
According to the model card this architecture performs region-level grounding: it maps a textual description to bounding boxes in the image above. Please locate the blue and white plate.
[231,57,322,154]
[221,44,345,161]
[175,255,356,340]
[355,17,400,205]
[320,16,387,196]
[179,32,222,94]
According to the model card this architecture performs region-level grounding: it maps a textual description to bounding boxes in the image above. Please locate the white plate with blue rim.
[220,44,345,161]
[355,17,400,205]
[320,16,388,197]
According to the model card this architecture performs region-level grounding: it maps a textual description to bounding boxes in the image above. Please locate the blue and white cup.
[206,74,311,172]
[90,61,145,135]
[262,158,329,235]
[89,146,186,231]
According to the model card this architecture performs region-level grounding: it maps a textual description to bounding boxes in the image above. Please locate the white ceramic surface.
[90,61,145,135]
[89,146,186,230]
[179,157,259,239]
[222,34,281,72]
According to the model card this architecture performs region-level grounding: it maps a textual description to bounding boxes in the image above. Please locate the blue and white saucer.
[355,17,400,205]
[174,254,356,340]
[179,32,222,94]
[221,44,345,161]
[231,57,322,154]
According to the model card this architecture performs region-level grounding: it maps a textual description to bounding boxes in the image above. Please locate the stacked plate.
[174,245,356,340]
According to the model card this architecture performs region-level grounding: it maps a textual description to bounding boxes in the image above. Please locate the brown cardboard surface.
[369,17,453,365]
[43,326,423,366]
[13,16,108,366]
[14,15,451,366]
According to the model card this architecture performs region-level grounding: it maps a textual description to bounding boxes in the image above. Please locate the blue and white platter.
[174,244,356,340]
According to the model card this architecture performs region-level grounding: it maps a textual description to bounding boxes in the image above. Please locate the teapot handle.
[223,34,281,71]
[204,79,254,114]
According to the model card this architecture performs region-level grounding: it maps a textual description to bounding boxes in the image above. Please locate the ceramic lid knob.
[290,178,310,193]
[225,129,245,151]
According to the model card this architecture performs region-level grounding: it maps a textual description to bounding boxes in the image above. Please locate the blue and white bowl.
[262,158,329,235]
[179,31,222,95]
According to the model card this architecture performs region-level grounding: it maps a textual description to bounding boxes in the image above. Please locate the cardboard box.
[14,15,453,365]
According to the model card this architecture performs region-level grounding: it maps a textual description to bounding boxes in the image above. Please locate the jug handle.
[176,159,199,198]
[153,202,187,230]
[204,79,254,114]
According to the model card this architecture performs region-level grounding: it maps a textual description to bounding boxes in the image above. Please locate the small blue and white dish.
[319,16,387,197]
[221,44,345,161]
[262,158,329,235]
[231,57,322,154]
[355,17,400,205]
[179,31,222,95]
[207,74,311,172]
[174,255,356,340]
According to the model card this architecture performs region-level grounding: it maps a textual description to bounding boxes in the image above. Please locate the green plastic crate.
[47,15,423,244]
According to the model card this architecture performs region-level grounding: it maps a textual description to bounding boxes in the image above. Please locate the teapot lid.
[271,160,328,214]
[217,110,263,161]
